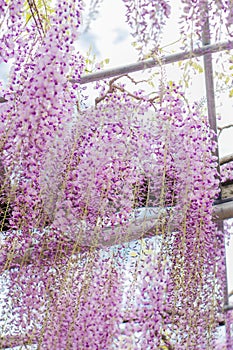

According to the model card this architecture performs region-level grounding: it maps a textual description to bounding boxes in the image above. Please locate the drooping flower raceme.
[122,0,171,55]
[0,1,228,349]
[0,0,84,234]
[0,77,223,349]
[180,0,233,47]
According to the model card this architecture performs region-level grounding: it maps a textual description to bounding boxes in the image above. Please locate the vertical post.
[202,12,220,173]
[202,7,231,349]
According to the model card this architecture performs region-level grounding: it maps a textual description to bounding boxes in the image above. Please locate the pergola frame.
[1,25,233,350]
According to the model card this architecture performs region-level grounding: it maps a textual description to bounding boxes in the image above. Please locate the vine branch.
[95,75,159,109]
[218,124,233,137]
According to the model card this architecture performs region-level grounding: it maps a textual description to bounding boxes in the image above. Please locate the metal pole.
[202,8,231,348]
[77,41,233,85]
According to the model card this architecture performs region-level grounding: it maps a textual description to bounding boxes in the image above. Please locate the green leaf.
[142,249,153,255]
[25,12,32,24]
[129,251,138,257]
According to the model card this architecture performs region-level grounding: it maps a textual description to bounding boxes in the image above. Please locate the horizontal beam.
[0,41,233,104]
[220,153,233,166]
[2,200,233,270]
[99,200,233,247]
[224,304,233,311]
[77,40,233,85]
[213,200,233,221]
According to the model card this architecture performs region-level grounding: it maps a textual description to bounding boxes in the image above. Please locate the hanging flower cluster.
[0,0,229,349]
[0,0,84,234]
[49,89,160,244]
[221,161,233,183]
[151,85,224,348]
[122,0,171,55]
[2,252,124,350]
[110,84,223,349]
[122,0,233,54]
[180,0,233,47]
[0,77,223,348]
[0,0,26,63]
